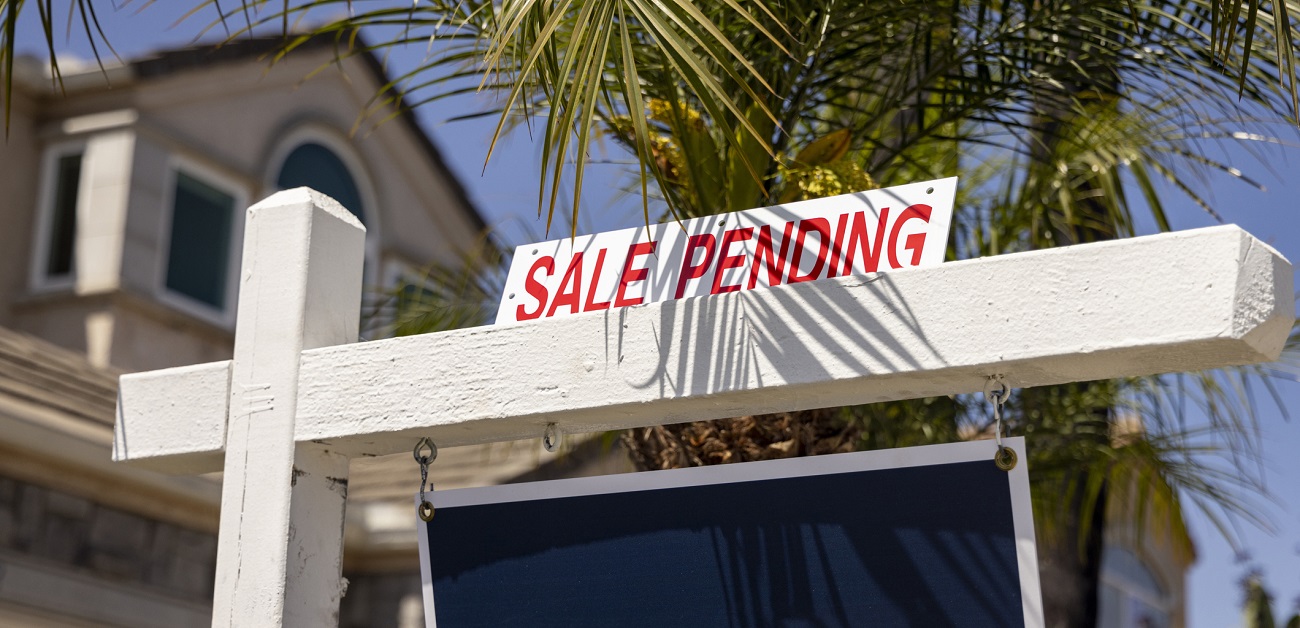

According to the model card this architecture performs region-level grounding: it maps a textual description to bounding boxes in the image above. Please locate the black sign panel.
[417,438,1041,628]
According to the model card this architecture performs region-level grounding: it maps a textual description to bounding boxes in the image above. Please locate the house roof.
[104,34,489,232]
[0,327,118,427]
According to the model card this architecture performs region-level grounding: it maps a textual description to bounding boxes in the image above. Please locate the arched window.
[265,128,381,325]
[275,142,366,225]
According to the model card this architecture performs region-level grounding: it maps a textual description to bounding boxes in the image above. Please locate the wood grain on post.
[210,188,364,627]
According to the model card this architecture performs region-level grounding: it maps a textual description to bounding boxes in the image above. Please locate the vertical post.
[212,188,365,627]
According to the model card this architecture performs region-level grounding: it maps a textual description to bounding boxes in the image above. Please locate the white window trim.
[154,154,248,329]
[263,123,381,288]
[29,139,88,293]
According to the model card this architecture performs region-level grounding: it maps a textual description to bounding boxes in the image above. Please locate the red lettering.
[546,253,584,317]
[711,228,754,294]
[887,204,932,268]
[787,218,831,283]
[583,249,612,312]
[675,234,717,299]
[746,223,796,289]
[515,256,554,321]
[840,208,890,275]
[614,241,657,307]
[825,213,850,278]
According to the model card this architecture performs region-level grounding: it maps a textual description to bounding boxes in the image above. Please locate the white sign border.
[417,437,1043,628]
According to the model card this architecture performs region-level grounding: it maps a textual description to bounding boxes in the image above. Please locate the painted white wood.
[114,224,1293,472]
[113,360,231,474]
[294,224,1292,457]
[286,444,352,623]
[263,122,383,288]
[109,207,1291,626]
[210,188,365,627]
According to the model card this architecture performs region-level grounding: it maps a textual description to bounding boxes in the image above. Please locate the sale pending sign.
[496,178,957,324]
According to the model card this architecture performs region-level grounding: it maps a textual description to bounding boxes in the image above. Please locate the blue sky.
[14,2,1300,624]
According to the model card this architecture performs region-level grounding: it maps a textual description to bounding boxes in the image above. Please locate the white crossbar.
[115,224,1293,471]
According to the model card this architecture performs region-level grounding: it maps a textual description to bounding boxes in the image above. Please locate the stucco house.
[0,36,487,373]
[0,35,630,627]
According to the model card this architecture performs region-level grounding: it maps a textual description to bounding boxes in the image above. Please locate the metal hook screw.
[983,375,1010,447]
[413,437,438,466]
[414,437,437,522]
[542,423,562,453]
[983,375,1010,407]
[984,376,1016,471]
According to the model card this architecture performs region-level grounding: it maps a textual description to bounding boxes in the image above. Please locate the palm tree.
[7,1,1300,626]
[1242,571,1300,628]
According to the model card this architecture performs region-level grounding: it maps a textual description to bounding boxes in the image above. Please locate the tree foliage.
[5,0,1300,225]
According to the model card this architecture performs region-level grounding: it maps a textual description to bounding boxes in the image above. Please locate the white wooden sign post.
[113,188,1293,627]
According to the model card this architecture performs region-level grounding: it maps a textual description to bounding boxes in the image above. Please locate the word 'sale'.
[496,178,956,324]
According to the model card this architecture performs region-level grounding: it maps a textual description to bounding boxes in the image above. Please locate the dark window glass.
[165,171,235,310]
[276,142,365,225]
[45,153,82,277]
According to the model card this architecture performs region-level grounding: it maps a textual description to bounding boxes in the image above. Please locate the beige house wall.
[128,52,481,269]
[0,91,42,331]
[1,47,482,372]
[0,39,533,625]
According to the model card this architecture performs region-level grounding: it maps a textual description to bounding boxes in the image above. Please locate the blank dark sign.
[417,437,1042,628]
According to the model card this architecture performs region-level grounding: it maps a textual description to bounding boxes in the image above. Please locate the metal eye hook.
[983,375,1010,406]
[414,437,437,522]
[983,375,1010,446]
[542,423,562,453]
[984,375,1017,471]
[413,437,438,465]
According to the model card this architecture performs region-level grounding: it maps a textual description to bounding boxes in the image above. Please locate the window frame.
[155,154,248,328]
[29,139,89,293]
